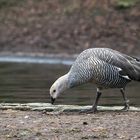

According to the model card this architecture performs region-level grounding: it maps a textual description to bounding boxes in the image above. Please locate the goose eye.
[53,89,56,93]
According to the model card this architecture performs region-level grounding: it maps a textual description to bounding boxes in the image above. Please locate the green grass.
[117,0,139,8]
[0,0,25,9]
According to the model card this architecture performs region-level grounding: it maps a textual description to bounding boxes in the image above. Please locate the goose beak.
[51,97,55,104]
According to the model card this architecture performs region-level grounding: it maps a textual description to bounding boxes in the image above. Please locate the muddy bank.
[0,103,140,139]
[0,103,140,112]
[0,110,140,140]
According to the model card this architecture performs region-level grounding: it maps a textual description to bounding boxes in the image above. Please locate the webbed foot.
[121,104,129,111]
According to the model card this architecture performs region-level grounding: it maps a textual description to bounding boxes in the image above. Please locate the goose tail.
[131,56,140,81]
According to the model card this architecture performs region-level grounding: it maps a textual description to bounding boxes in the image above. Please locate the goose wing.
[96,48,140,81]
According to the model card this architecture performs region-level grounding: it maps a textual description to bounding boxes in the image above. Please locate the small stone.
[24,115,29,119]
[20,121,24,124]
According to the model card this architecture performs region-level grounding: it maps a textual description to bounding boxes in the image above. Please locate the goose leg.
[91,89,102,112]
[80,88,102,113]
[120,88,129,111]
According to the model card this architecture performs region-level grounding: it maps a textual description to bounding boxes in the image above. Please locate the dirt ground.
[0,110,140,140]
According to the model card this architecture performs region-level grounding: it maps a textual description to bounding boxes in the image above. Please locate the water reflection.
[0,62,139,106]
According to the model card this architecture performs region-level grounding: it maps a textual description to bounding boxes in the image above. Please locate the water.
[0,56,140,106]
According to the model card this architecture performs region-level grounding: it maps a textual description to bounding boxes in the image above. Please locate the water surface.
[0,57,139,106]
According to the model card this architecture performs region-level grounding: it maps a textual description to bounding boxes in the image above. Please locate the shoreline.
[0,52,76,65]
[0,103,140,112]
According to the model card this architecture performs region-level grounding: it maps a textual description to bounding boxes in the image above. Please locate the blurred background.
[0,0,139,106]
[0,0,139,55]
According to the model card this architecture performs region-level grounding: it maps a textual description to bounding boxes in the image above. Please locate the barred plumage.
[50,48,140,113]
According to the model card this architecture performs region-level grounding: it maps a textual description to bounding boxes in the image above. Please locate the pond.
[0,55,139,106]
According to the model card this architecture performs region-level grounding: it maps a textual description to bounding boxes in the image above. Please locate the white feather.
[122,75,131,80]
